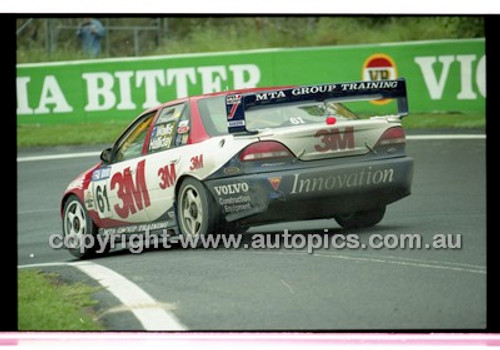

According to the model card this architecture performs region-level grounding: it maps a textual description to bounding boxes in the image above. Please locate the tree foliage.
[16,16,485,63]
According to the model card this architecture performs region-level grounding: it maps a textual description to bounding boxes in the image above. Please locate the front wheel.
[335,207,386,229]
[177,178,217,247]
[62,195,103,259]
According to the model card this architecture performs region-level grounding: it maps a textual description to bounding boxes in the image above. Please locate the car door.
[91,111,156,225]
[142,103,190,223]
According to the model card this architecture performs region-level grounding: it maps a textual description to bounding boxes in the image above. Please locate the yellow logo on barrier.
[362,53,398,105]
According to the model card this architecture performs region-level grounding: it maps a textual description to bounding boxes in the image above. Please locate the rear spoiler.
[226,78,408,134]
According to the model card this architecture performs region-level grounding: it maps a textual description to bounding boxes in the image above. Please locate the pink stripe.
[2,333,500,346]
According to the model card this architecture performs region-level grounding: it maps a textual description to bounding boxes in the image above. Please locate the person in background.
[76,18,106,58]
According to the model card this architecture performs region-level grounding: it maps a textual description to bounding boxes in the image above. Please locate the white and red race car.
[61,79,414,258]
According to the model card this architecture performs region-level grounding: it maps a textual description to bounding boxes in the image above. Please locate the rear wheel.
[335,207,386,229]
[177,178,218,247]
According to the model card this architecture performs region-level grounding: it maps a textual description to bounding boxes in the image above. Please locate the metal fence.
[16,18,168,58]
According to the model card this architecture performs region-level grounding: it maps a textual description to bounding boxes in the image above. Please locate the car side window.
[148,103,190,154]
[113,112,155,163]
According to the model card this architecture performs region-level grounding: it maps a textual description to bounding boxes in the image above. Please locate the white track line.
[17,151,101,162]
[16,134,485,163]
[227,250,486,275]
[18,261,187,331]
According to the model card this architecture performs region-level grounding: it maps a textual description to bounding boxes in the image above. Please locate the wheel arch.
[174,174,205,201]
[174,174,221,219]
[60,190,83,218]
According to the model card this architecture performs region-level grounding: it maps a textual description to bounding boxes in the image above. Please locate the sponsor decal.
[99,221,170,235]
[154,123,175,137]
[261,162,286,168]
[291,84,337,96]
[177,125,189,134]
[84,189,94,210]
[218,194,252,214]
[256,85,338,102]
[314,127,355,152]
[223,166,240,175]
[174,134,183,146]
[149,136,172,151]
[16,64,260,116]
[213,182,249,196]
[268,177,282,191]
[226,94,242,105]
[158,163,177,189]
[227,94,242,120]
[110,159,151,219]
[290,166,395,194]
[340,80,399,91]
[251,80,401,104]
[414,54,486,100]
[362,53,398,105]
[177,120,190,134]
[213,181,252,213]
[255,90,286,101]
[92,166,111,181]
[228,120,245,127]
[189,154,204,171]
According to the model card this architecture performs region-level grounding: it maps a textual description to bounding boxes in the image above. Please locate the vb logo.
[362,54,398,105]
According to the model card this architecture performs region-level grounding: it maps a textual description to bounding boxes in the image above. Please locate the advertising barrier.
[16,38,485,124]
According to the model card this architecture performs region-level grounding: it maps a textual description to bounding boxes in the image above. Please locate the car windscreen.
[197,95,359,136]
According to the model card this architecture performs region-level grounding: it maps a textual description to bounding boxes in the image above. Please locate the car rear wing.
[226,78,408,134]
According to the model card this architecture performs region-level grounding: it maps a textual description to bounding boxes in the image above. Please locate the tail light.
[239,141,294,161]
[375,126,406,148]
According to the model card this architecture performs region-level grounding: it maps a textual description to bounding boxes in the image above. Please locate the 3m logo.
[314,127,355,153]
[362,53,398,105]
[190,154,204,171]
[111,159,151,219]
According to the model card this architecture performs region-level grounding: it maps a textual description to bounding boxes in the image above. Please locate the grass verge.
[401,112,485,130]
[18,269,104,330]
[17,121,130,148]
[17,112,485,148]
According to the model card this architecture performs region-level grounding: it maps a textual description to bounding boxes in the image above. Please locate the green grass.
[401,112,485,129]
[18,269,104,331]
[16,112,485,148]
[17,121,130,147]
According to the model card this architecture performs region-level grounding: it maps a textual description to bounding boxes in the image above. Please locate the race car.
[61,78,414,258]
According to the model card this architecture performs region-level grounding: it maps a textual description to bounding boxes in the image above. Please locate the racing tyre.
[335,207,386,229]
[62,195,104,259]
[177,178,217,247]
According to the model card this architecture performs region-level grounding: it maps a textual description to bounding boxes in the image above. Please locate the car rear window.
[197,95,359,136]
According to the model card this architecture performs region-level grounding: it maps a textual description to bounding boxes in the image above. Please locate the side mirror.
[100,147,112,164]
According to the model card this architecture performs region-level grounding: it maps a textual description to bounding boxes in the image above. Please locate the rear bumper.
[204,156,413,225]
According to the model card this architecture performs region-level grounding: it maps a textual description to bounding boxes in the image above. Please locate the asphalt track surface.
[17,133,486,331]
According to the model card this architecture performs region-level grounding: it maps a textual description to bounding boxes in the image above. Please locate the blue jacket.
[77,18,106,58]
